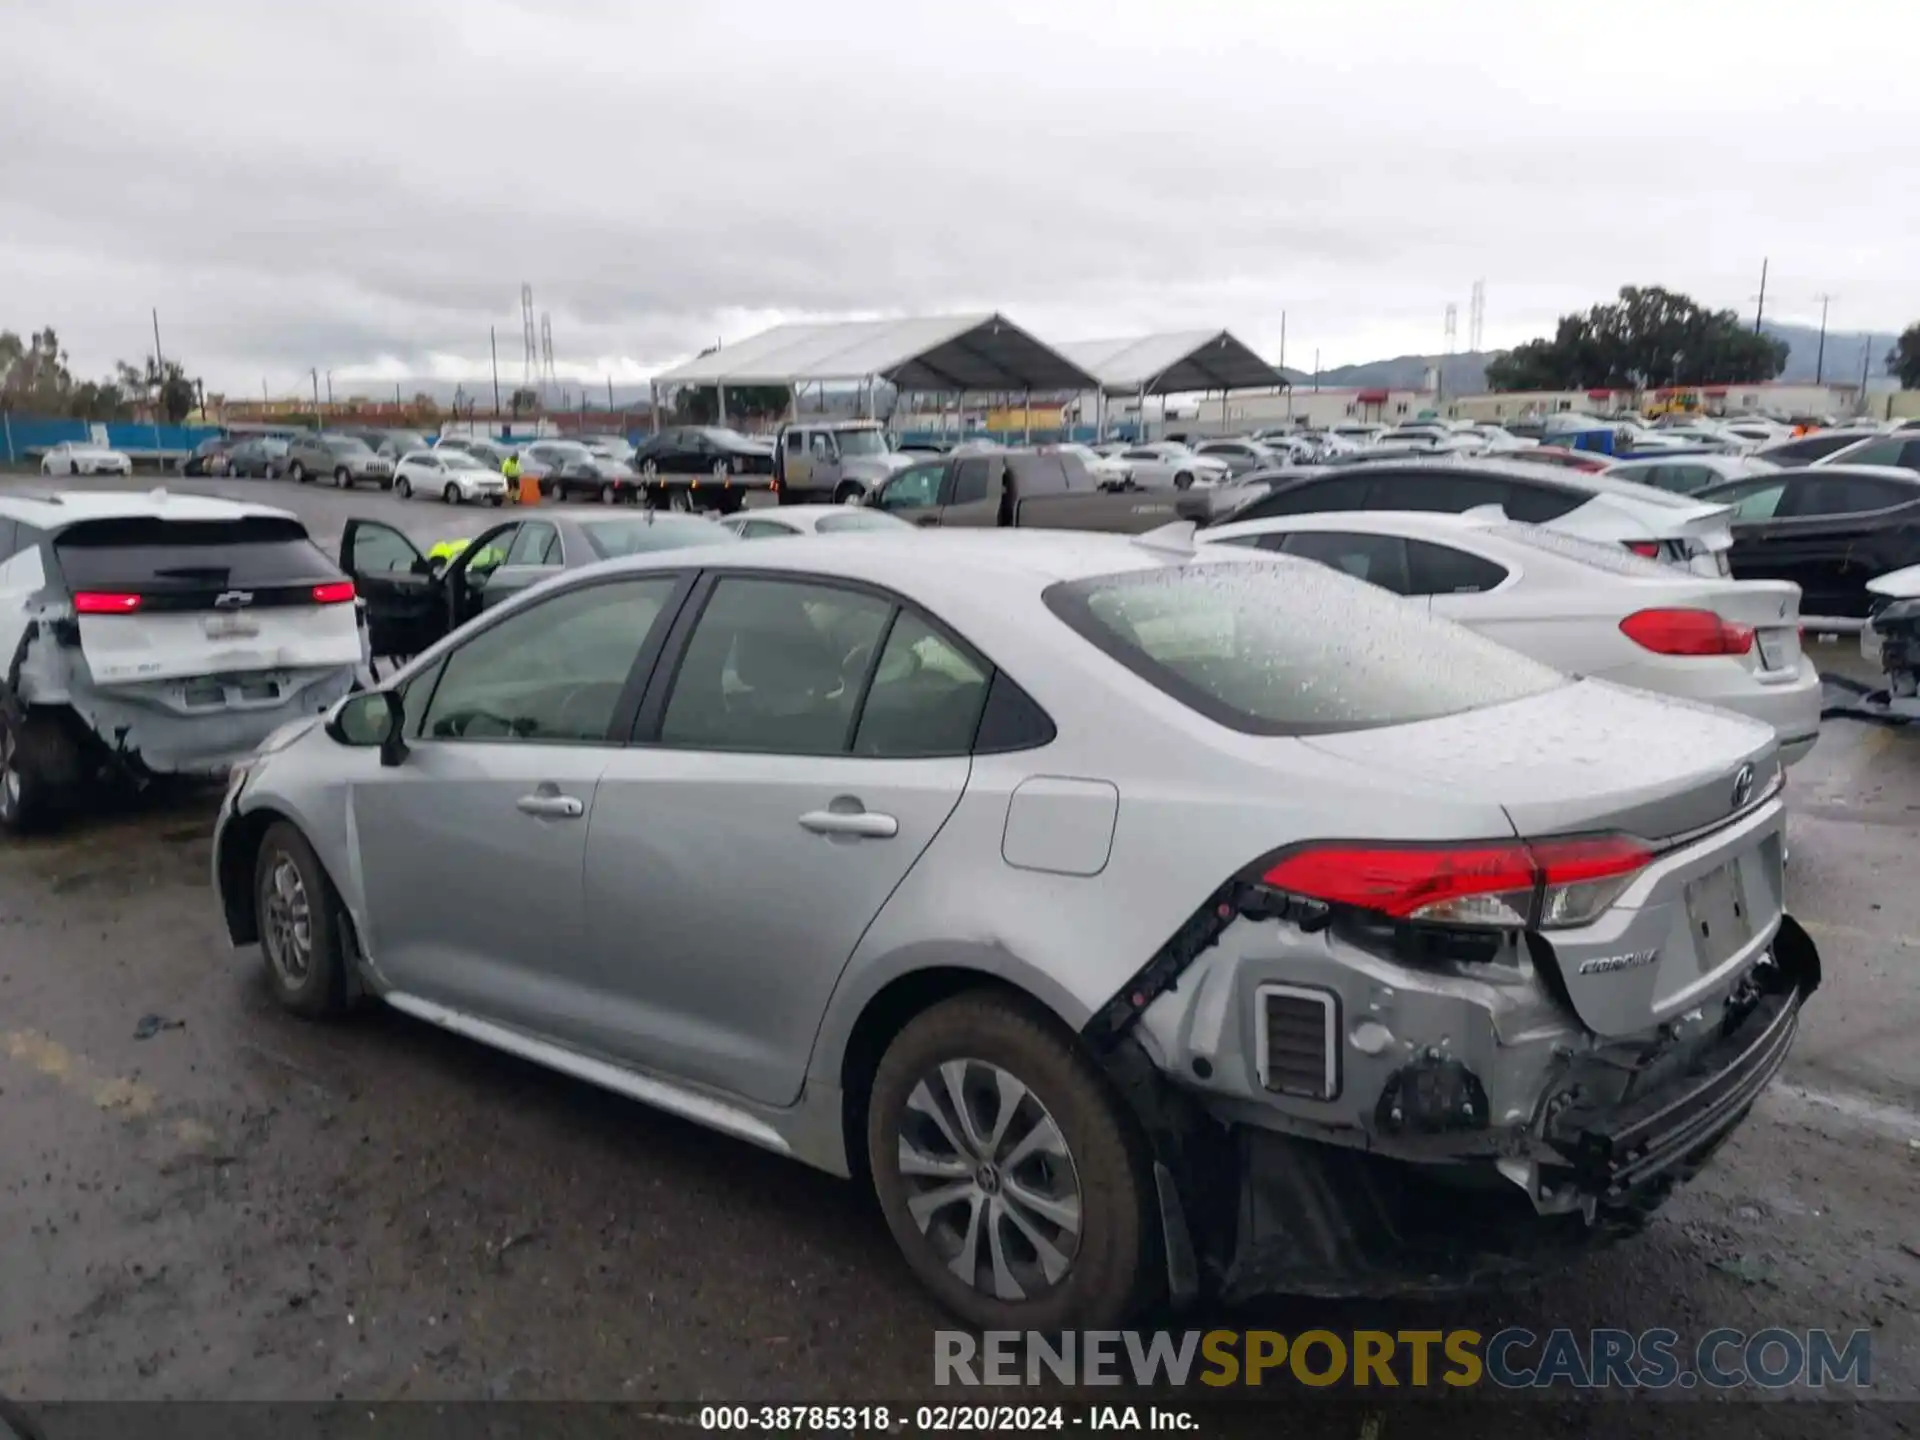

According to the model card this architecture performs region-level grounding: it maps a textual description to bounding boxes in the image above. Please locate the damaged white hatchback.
[0,490,366,832]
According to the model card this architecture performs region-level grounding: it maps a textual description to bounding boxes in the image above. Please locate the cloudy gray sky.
[4,0,1916,397]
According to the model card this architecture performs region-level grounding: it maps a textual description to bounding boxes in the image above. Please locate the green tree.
[1484,286,1788,392]
[672,385,790,425]
[1888,324,1920,390]
[0,327,79,411]
[114,355,198,423]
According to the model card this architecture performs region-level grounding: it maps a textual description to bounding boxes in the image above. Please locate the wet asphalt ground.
[1,470,1918,1432]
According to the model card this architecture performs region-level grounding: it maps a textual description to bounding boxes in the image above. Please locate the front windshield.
[440,450,491,471]
[834,429,890,457]
[581,515,741,559]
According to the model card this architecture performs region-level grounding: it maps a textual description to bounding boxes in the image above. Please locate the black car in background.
[1695,464,1920,618]
[633,427,776,511]
[1752,428,1884,467]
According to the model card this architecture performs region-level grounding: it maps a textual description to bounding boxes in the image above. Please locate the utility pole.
[1861,334,1875,407]
[310,368,319,415]
[1752,257,1769,333]
[1814,295,1834,384]
[1278,311,1287,377]
[151,308,164,378]
[1313,349,1320,392]
[490,326,502,415]
[325,371,334,406]
[607,375,614,410]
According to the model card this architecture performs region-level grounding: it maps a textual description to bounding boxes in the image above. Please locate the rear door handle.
[517,792,585,819]
[799,809,898,839]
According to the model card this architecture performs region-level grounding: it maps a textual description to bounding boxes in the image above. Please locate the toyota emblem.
[1731,763,1755,810]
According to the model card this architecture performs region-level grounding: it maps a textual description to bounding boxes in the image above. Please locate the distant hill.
[1274,324,1896,395]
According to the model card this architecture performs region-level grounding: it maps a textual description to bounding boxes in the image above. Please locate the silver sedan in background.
[214,528,1816,1330]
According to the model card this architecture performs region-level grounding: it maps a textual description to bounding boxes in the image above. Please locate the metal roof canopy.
[1056,330,1287,395]
[649,314,1098,393]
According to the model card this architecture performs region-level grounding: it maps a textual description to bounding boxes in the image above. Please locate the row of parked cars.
[2,428,1851,1330]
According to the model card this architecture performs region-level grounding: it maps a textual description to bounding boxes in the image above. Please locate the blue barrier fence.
[0,413,225,464]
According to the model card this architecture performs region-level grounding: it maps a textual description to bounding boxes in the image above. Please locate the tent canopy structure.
[649,314,1098,394]
[1056,330,1287,396]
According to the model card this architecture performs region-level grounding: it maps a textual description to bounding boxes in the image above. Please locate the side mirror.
[329,691,409,766]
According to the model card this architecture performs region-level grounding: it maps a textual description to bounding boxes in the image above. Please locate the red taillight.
[72,591,143,614]
[1624,540,1661,558]
[311,581,356,605]
[1259,834,1651,930]
[1619,607,1753,656]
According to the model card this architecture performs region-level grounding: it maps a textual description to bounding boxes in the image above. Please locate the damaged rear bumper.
[1124,917,1819,1304]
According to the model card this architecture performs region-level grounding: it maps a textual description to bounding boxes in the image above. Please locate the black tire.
[252,821,350,1019]
[444,482,461,505]
[396,476,413,499]
[867,991,1155,1330]
[600,481,618,505]
[68,460,80,476]
[290,461,308,484]
[0,709,81,835]
[834,481,866,506]
[1174,471,1193,489]
[488,495,504,507]
[334,466,352,490]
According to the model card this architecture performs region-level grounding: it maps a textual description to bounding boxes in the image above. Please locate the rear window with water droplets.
[1043,559,1566,736]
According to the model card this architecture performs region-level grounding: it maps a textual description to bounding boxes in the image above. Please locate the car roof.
[0,489,298,529]
[1208,508,1500,541]
[557,527,1192,604]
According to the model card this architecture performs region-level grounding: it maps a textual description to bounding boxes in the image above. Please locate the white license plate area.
[203,613,262,639]
[1756,628,1791,670]
[1685,860,1756,968]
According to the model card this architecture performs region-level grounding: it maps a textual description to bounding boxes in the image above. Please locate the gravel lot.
[1,470,1916,1429]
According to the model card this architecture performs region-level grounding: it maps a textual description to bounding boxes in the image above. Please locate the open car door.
[339,518,450,660]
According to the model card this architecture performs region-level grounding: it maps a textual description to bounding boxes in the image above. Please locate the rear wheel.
[290,461,308,483]
[867,991,1154,1330]
[444,482,461,505]
[68,460,80,476]
[253,822,350,1019]
[0,710,82,835]
[601,482,618,505]
[834,481,866,505]
[668,489,694,513]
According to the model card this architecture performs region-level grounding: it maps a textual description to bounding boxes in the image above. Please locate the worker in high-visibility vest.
[501,450,525,504]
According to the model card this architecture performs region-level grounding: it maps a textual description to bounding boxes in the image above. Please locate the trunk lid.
[1302,680,1784,1037]
[1299,678,1778,846]
[55,514,364,687]
[1559,487,1735,575]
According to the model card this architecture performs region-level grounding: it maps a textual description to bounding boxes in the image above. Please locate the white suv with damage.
[0,491,367,832]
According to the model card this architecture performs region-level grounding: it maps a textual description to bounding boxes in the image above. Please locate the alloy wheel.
[895,1058,1083,1303]
[261,853,313,985]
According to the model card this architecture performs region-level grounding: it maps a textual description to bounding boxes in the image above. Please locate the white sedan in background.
[392,449,509,506]
[717,504,912,538]
[1201,509,1820,764]
[1115,442,1233,489]
[40,441,133,476]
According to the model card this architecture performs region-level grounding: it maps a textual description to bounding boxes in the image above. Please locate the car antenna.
[1131,521,1197,558]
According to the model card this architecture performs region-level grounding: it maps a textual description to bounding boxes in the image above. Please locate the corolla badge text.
[1577,949,1659,977]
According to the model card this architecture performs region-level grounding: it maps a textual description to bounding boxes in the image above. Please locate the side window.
[1899,440,1920,471]
[784,431,803,453]
[1236,474,1375,520]
[1837,438,1903,468]
[658,578,893,755]
[505,522,561,567]
[949,458,993,505]
[1498,482,1583,523]
[1718,480,1788,520]
[1407,540,1510,596]
[879,464,942,511]
[348,523,420,574]
[852,610,992,758]
[809,433,832,459]
[739,519,797,539]
[420,578,677,744]
[1280,531,1413,594]
[1367,473,1510,513]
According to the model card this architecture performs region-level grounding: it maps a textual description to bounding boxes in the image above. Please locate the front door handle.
[799,808,898,839]
[517,791,585,819]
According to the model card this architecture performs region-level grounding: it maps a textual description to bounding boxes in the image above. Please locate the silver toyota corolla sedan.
[211,528,1819,1328]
